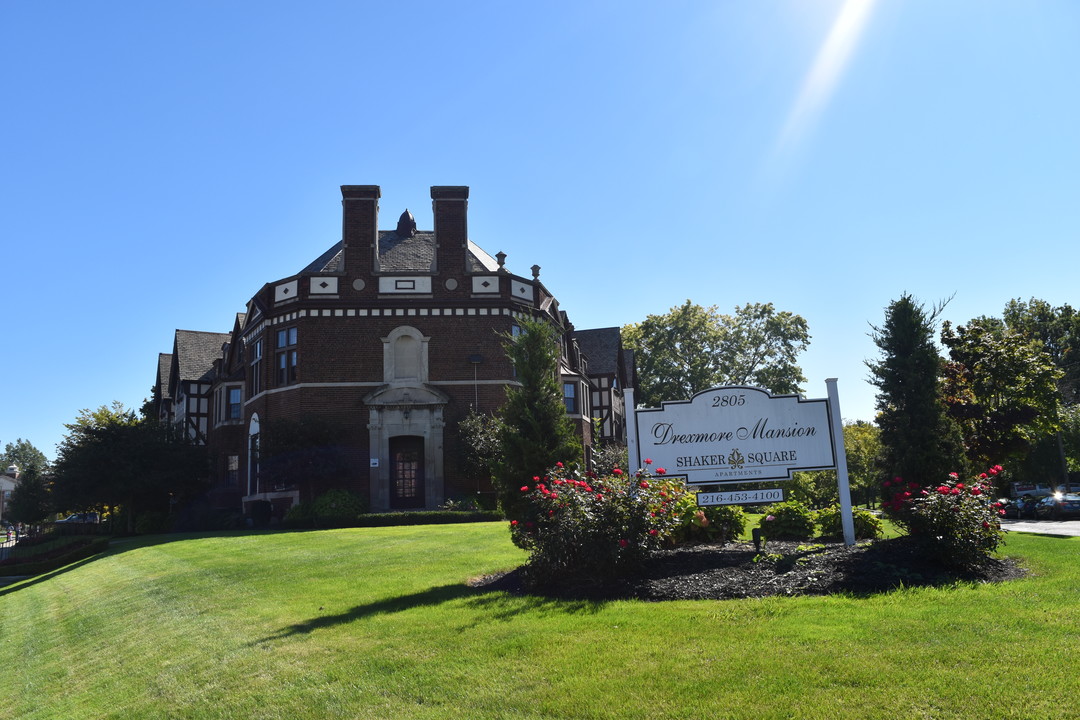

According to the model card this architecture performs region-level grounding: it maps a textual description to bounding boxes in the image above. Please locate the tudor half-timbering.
[158,185,629,518]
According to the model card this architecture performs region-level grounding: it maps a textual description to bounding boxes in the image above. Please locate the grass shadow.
[0,554,105,597]
[253,575,606,645]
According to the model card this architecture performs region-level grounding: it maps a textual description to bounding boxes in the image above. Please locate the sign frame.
[628,386,836,486]
[626,380,856,545]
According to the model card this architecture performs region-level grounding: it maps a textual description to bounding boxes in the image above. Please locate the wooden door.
[389,436,425,509]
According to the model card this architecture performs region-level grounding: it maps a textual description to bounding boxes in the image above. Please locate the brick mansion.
[154,185,632,519]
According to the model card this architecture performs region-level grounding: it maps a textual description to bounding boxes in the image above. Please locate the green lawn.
[0,522,1074,719]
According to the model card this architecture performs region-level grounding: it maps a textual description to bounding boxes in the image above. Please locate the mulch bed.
[472,536,1028,601]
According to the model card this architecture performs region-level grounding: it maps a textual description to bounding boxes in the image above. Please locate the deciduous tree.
[622,300,810,408]
[52,403,208,530]
[1003,298,1080,404]
[941,317,1061,467]
[1,438,49,476]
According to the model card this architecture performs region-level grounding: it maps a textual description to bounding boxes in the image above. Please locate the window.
[226,387,242,420]
[563,382,578,414]
[225,454,239,488]
[276,328,297,385]
[249,339,263,396]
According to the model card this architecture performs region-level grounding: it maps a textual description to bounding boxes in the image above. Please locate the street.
[1000,518,1080,537]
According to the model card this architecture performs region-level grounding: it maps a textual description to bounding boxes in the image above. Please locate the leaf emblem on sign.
[728,448,745,469]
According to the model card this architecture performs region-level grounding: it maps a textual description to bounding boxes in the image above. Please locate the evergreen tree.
[494,317,582,519]
[867,295,968,488]
[8,464,52,525]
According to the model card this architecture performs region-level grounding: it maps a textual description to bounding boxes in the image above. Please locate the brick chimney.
[341,185,380,279]
[431,186,469,277]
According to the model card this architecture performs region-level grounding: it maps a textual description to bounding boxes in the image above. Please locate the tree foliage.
[790,421,885,509]
[51,402,208,527]
[7,464,51,524]
[1,438,49,476]
[867,294,968,487]
[456,408,505,483]
[1002,298,1080,404]
[494,317,582,519]
[941,317,1061,467]
[622,300,810,408]
[843,420,884,504]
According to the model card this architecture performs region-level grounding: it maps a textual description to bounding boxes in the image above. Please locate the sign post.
[826,379,855,545]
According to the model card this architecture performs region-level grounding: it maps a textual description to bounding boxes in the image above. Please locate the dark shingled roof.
[157,353,173,401]
[174,330,231,382]
[303,228,499,275]
[574,327,622,376]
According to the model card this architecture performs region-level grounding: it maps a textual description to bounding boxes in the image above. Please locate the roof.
[172,330,231,383]
[573,327,623,376]
[303,229,501,275]
[157,353,174,401]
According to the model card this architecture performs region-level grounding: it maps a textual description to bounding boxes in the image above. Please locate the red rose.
[657,468,666,475]
[613,468,623,475]
[520,486,529,492]
[556,462,563,468]
[510,520,518,526]
[639,481,650,489]
[644,458,653,465]
[937,486,951,495]
[648,529,658,536]
[618,539,629,548]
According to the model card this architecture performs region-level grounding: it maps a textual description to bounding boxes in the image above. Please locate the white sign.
[697,488,784,506]
[631,386,835,485]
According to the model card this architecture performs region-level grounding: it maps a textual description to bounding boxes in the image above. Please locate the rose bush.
[882,465,1006,569]
[509,461,688,588]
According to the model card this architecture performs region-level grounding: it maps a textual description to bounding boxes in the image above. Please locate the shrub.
[815,504,883,540]
[283,501,315,528]
[311,489,366,527]
[249,500,272,528]
[509,462,686,588]
[673,493,745,543]
[757,500,815,540]
[134,512,170,535]
[884,467,1007,569]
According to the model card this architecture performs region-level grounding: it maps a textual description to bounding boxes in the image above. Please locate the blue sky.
[3,1,1079,462]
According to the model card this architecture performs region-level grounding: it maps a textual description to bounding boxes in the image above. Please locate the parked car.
[1014,496,1044,519]
[1033,494,1080,520]
[54,512,100,524]
[999,499,1021,519]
